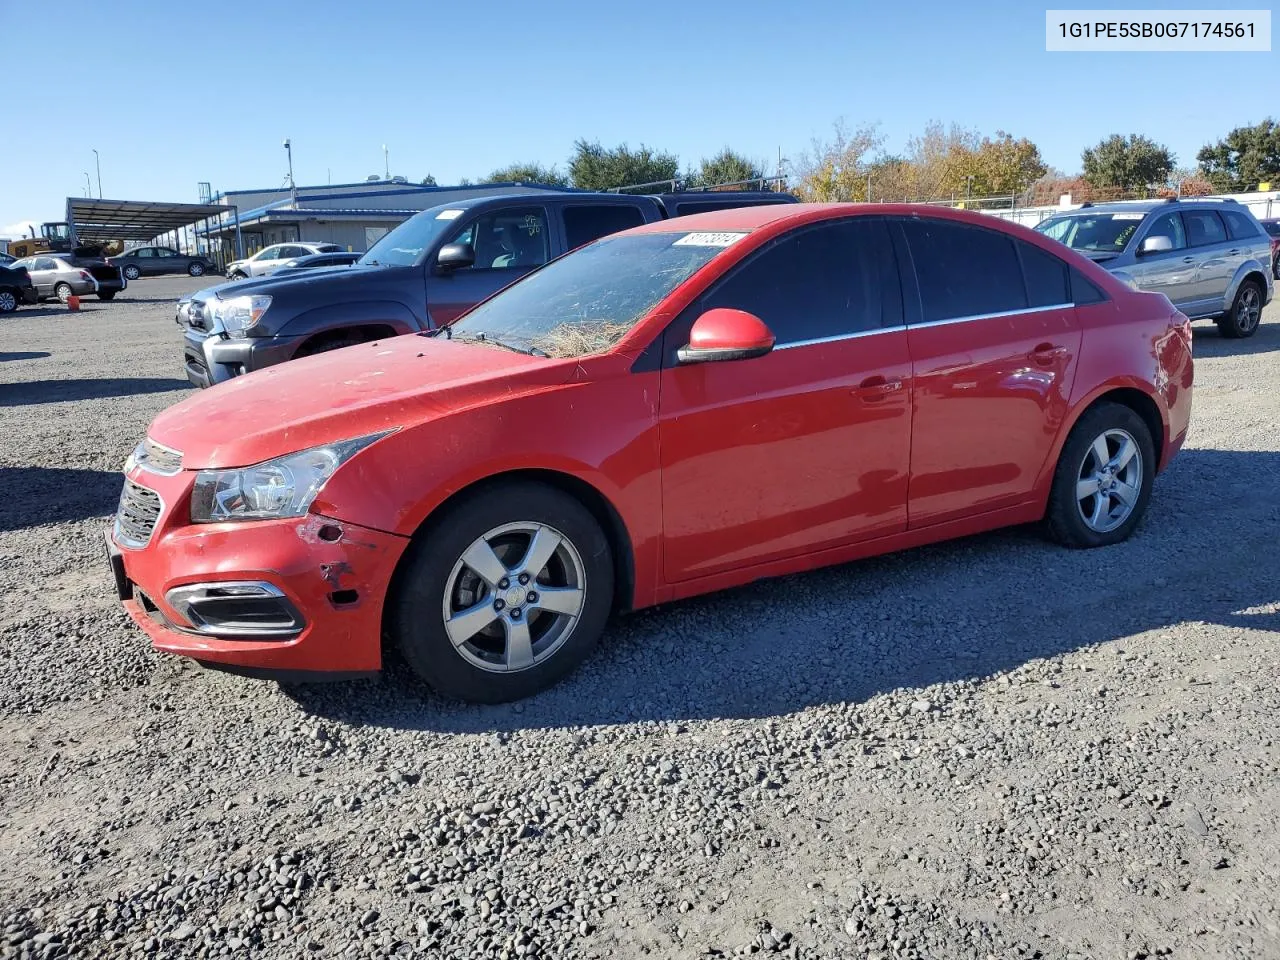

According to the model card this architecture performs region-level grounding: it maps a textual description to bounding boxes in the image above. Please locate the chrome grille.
[115,480,163,548]
[136,438,182,475]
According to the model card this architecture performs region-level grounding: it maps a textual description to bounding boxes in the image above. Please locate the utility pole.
[283,139,296,205]
[383,144,389,180]
[83,172,92,197]
[92,149,102,198]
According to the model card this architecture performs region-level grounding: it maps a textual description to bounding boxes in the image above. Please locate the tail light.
[78,270,93,281]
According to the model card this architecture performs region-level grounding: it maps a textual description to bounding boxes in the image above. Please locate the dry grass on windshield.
[531,321,633,359]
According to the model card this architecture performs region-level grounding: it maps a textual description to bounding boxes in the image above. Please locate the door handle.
[1228,248,1241,255]
[1030,343,1068,366]
[854,375,903,401]
[1181,256,1196,263]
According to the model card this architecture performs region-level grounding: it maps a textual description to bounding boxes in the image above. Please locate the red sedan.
[107,204,1193,702]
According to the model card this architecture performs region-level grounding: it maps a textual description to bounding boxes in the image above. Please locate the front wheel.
[1217,279,1263,339]
[1045,402,1156,548]
[391,482,614,703]
[188,262,205,277]
[0,290,17,313]
[122,265,140,281]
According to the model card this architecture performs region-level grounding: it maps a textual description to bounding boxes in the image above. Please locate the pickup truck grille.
[115,480,163,548]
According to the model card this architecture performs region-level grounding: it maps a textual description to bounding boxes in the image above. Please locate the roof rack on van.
[1079,201,1093,208]
[1175,196,1238,203]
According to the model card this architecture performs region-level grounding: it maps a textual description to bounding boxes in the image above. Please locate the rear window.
[1222,209,1262,241]
[901,219,1026,322]
[1069,267,1107,305]
[562,204,647,251]
[1182,210,1228,246]
[1262,221,1280,238]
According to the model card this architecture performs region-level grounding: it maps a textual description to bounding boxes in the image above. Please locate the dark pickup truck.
[177,190,796,387]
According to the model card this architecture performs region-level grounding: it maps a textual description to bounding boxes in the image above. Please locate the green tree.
[1081,134,1175,193]
[568,139,680,191]
[420,174,438,186]
[1197,119,1280,192]
[966,132,1047,196]
[486,162,569,187]
[687,148,765,189]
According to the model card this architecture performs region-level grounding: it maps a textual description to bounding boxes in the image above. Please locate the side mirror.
[1138,235,1173,256]
[436,243,475,271]
[676,308,775,365]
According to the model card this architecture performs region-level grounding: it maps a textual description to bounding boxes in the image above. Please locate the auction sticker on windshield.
[435,209,464,220]
[1112,213,1145,219]
[673,232,747,247]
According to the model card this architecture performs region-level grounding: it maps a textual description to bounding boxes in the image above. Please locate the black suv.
[0,263,38,313]
[176,190,796,387]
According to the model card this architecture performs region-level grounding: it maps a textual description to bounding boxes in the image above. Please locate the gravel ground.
[1,276,1278,960]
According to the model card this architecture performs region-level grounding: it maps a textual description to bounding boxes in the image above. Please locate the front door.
[896,218,1082,527]
[658,218,912,583]
[426,205,552,327]
[26,257,58,296]
[1131,211,1197,307]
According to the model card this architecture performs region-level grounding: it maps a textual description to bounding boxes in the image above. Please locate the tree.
[486,162,569,187]
[1081,134,1175,193]
[966,132,1047,196]
[788,121,884,201]
[1197,119,1280,192]
[568,139,680,191]
[420,174,438,186]
[687,148,765,189]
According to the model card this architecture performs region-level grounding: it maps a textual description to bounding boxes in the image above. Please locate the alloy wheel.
[1238,285,1261,334]
[1075,428,1143,533]
[442,521,586,673]
[0,291,15,313]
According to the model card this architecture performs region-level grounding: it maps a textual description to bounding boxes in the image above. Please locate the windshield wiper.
[451,331,546,357]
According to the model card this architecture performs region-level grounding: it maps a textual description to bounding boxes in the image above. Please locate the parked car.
[274,250,363,274]
[1258,218,1280,278]
[1034,198,1274,338]
[111,246,215,281]
[0,263,38,312]
[112,203,1192,702]
[224,242,343,280]
[8,255,125,302]
[176,191,797,387]
[0,252,16,266]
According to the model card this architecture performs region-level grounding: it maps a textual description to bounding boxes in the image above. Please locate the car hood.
[147,333,563,469]
[199,263,400,301]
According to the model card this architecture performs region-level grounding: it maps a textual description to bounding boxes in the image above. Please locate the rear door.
[1181,208,1234,309]
[559,202,649,253]
[426,205,552,326]
[152,247,180,275]
[895,217,1082,528]
[657,217,912,583]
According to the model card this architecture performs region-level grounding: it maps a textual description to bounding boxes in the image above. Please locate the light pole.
[84,172,92,196]
[92,149,102,198]
[383,144,389,180]
[283,138,294,188]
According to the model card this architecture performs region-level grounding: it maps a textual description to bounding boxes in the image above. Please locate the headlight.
[213,295,272,337]
[190,433,390,523]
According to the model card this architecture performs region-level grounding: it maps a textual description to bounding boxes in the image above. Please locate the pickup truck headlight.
[213,294,272,337]
[190,433,389,522]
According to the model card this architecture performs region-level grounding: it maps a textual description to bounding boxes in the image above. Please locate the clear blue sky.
[1,0,1274,236]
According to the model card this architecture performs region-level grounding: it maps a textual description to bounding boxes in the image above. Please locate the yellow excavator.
[7,222,123,259]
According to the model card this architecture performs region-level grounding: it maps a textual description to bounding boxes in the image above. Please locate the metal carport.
[65,197,243,263]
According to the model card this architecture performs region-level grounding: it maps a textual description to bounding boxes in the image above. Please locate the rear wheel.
[188,262,205,277]
[0,290,17,313]
[122,265,140,281]
[1217,279,1263,339]
[391,482,614,703]
[55,283,73,303]
[97,290,117,301]
[1045,402,1155,548]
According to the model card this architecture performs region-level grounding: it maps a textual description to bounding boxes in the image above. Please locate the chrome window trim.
[775,325,907,351]
[912,302,1073,330]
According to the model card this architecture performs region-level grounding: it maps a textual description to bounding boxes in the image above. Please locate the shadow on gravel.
[0,377,190,406]
[0,467,121,532]
[1191,320,1280,358]
[281,447,1280,733]
[0,352,51,362]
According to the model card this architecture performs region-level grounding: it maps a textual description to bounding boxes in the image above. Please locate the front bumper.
[108,471,410,674]
[182,328,303,388]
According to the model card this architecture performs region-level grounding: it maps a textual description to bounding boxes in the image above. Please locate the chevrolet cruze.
[107,204,1194,702]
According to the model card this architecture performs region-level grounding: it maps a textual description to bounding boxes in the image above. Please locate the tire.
[294,335,364,358]
[1045,401,1156,549]
[1216,278,1263,339]
[391,481,614,703]
[55,283,73,303]
[228,270,246,280]
[97,291,117,301]
[188,262,205,277]
[122,265,140,281]
[0,289,17,313]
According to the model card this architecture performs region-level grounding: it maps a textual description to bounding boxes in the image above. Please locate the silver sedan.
[7,255,124,302]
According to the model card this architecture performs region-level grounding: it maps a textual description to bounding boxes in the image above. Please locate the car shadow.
[282,447,1280,732]
[1191,319,1280,358]
[0,467,121,532]
[0,377,191,406]
[0,352,51,362]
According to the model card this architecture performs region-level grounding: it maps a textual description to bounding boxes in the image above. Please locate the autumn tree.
[687,148,766,189]
[568,140,680,191]
[788,121,884,201]
[964,132,1047,196]
[1197,119,1280,192]
[1081,134,1175,193]
[486,162,569,187]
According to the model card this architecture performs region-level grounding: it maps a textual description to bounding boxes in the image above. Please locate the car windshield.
[359,208,464,267]
[445,232,740,358]
[1263,221,1280,237]
[1034,212,1146,253]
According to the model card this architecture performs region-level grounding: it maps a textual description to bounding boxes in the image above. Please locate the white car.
[225,242,342,279]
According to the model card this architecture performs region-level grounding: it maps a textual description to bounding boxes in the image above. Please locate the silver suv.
[1034,198,1274,338]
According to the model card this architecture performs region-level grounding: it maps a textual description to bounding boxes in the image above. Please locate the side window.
[901,219,1027,322]
[562,204,647,250]
[33,258,57,270]
[257,246,282,260]
[449,207,550,270]
[1144,212,1186,250]
[135,248,153,258]
[698,218,900,345]
[156,248,175,258]
[1069,267,1107,305]
[1016,240,1069,308]
[1182,210,1228,247]
[1222,209,1262,241]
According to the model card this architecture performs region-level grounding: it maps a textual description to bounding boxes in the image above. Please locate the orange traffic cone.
[67,295,80,311]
